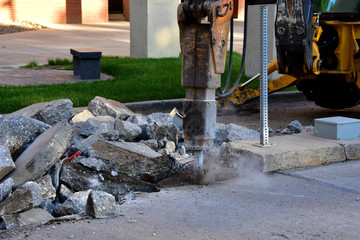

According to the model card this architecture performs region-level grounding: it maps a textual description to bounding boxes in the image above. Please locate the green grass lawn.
[0,53,294,114]
[1,56,185,113]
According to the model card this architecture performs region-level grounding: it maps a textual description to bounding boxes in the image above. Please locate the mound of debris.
[0,20,45,35]
[0,96,310,230]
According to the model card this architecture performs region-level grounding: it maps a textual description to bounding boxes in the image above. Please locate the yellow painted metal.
[225,73,298,105]
[323,21,360,83]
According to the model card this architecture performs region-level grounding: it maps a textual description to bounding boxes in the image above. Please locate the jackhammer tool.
[178,0,233,181]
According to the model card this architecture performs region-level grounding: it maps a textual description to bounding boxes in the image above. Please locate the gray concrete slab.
[223,132,360,172]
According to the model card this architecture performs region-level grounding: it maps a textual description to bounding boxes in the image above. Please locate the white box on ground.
[315,116,360,140]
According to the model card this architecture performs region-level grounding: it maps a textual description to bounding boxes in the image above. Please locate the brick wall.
[81,0,108,24]
[0,0,108,24]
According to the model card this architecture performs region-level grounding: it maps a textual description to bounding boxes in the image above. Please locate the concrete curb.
[124,91,306,114]
[222,132,360,173]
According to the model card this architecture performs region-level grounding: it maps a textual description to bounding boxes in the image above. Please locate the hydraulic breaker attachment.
[178,0,233,179]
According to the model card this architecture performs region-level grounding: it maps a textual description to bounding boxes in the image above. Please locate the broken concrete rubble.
[0,147,16,180]
[0,95,306,231]
[115,119,142,141]
[71,109,94,123]
[53,190,90,217]
[0,115,50,157]
[86,190,117,219]
[0,181,42,216]
[60,162,159,199]
[88,140,176,182]
[5,99,74,126]
[281,120,303,134]
[4,120,73,187]
[79,116,115,137]
[88,96,134,120]
[75,156,106,172]
[215,123,260,144]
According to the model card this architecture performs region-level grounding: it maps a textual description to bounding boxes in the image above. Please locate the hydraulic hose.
[217,2,249,97]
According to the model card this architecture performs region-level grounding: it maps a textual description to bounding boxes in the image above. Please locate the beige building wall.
[130,0,180,59]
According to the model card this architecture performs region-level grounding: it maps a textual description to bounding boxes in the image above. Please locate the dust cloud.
[201,143,268,187]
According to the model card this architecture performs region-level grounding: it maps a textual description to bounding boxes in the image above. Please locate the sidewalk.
[0,21,131,67]
[0,20,244,86]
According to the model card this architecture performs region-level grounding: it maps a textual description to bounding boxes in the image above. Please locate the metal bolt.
[277,27,285,35]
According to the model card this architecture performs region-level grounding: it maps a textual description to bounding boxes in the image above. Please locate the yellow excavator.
[227,0,360,109]
[178,0,360,177]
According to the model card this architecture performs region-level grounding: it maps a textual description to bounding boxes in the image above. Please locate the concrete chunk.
[221,133,347,173]
[5,99,74,126]
[0,115,50,156]
[88,141,175,181]
[5,120,73,187]
[115,120,142,141]
[0,147,16,181]
[86,190,117,219]
[1,208,54,230]
[60,163,159,199]
[0,181,42,215]
[59,184,74,202]
[88,96,134,120]
[0,178,13,204]
[35,175,56,200]
[71,109,95,123]
[79,116,115,137]
[54,190,90,217]
[75,156,106,172]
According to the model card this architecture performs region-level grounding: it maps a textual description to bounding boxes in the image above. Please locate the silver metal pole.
[260,5,269,146]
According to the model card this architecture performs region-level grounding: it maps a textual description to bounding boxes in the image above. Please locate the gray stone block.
[86,190,117,219]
